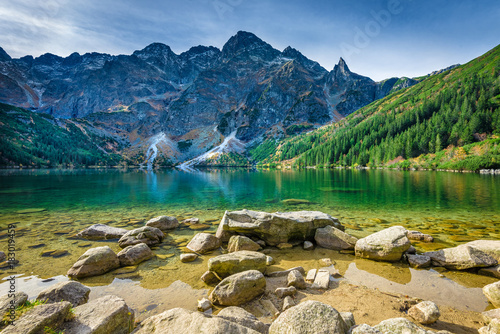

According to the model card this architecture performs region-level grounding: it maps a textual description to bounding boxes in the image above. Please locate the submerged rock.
[146,215,179,231]
[61,295,134,334]
[484,281,500,308]
[479,265,500,279]
[208,251,267,279]
[228,235,261,253]
[37,281,90,307]
[180,253,198,263]
[134,308,262,333]
[408,301,440,324]
[315,225,358,250]
[209,270,266,306]
[67,246,120,278]
[303,241,314,250]
[407,231,434,243]
[355,226,411,262]
[118,226,164,248]
[201,271,221,285]
[407,254,432,268]
[216,210,343,245]
[186,233,221,254]
[424,245,498,270]
[76,224,128,240]
[217,306,269,334]
[117,243,154,266]
[2,301,71,334]
[269,300,348,334]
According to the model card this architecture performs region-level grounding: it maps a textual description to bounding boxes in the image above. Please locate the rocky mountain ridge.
[0,31,421,166]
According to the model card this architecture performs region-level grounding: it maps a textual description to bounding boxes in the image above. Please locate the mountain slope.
[0,31,417,167]
[259,44,500,171]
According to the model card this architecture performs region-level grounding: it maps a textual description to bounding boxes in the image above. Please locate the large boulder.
[408,301,440,324]
[484,281,500,308]
[209,270,266,306]
[61,295,134,334]
[0,291,28,317]
[117,243,154,266]
[76,224,128,240]
[355,226,411,262]
[37,281,90,307]
[424,245,498,270]
[216,210,343,245]
[269,300,348,334]
[2,301,71,334]
[217,306,268,334]
[134,307,261,333]
[228,235,261,252]
[465,240,500,262]
[208,251,267,279]
[186,233,221,254]
[118,226,164,248]
[374,317,433,334]
[67,246,120,278]
[314,225,358,250]
[482,308,500,324]
[145,215,179,231]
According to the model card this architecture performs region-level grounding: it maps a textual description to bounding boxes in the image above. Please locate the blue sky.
[0,0,499,81]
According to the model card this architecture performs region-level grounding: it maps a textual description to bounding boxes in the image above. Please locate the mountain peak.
[133,43,175,59]
[222,31,279,60]
[0,46,11,61]
[332,57,351,77]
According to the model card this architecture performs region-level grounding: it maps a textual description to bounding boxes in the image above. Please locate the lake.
[0,168,498,320]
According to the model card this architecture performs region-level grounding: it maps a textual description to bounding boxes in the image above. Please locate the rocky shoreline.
[1,210,499,333]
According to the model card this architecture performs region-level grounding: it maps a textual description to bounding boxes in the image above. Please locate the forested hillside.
[257,44,500,171]
[0,103,124,167]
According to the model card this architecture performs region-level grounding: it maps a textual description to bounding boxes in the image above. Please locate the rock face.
[484,281,500,308]
[408,301,441,324]
[36,281,90,307]
[269,300,348,334]
[145,216,179,231]
[465,240,500,262]
[228,235,261,252]
[117,243,154,266]
[76,224,128,240]
[186,233,221,254]
[2,301,71,334]
[67,246,120,278]
[314,225,358,250]
[355,226,411,262]
[424,245,498,270]
[61,295,134,334]
[0,292,28,317]
[118,226,164,248]
[209,270,266,306]
[374,317,432,334]
[217,306,269,334]
[216,210,344,245]
[134,307,262,333]
[208,251,267,278]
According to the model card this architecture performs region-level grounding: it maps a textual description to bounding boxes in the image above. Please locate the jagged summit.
[0,46,11,61]
[133,42,175,59]
[333,57,351,76]
[222,31,279,60]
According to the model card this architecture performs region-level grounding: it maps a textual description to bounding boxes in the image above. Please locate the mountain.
[0,31,416,167]
[257,44,500,171]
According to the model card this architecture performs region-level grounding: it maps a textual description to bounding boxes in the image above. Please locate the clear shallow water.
[0,168,498,317]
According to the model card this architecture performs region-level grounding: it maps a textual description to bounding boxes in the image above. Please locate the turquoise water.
[0,168,498,317]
